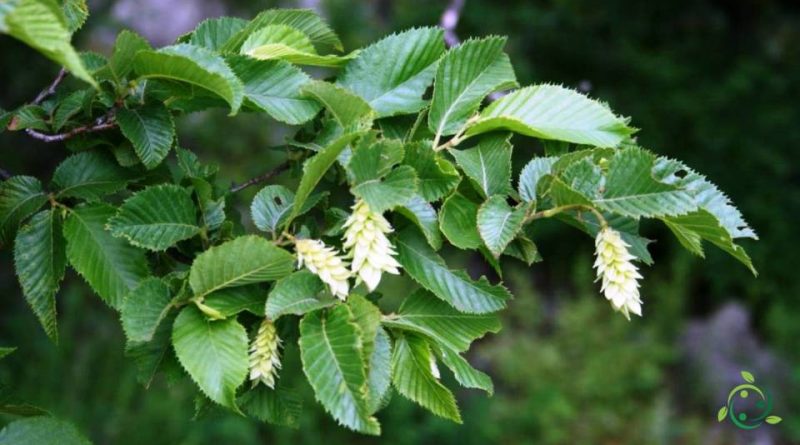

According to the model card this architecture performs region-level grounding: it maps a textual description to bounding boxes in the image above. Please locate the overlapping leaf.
[266,270,334,319]
[452,133,513,198]
[477,195,527,257]
[404,142,460,202]
[0,176,47,248]
[116,104,175,169]
[121,277,172,343]
[439,193,482,249]
[240,25,353,67]
[221,8,342,53]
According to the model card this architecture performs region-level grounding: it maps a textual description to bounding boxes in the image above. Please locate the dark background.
[1,0,798,443]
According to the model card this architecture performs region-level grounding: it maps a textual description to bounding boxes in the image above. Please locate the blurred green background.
[1,0,798,443]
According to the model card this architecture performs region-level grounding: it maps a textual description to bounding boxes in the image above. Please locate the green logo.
[717,370,782,429]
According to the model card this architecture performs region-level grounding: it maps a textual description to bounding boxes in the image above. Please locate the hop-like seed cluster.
[594,227,643,320]
[295,238,351,300]
[249,319,282,388]
[343,199,402,291]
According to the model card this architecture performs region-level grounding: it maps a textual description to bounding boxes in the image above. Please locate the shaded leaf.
[477,195,527,256]
[0,176,48,248]
[121,277,173,343]
[266,270,334,320]
[452,133,513,198]
[439,192,481,249]
[116,104,175,170]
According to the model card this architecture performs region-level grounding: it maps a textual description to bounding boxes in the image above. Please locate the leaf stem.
[527,203,607,227]
[229,160,292,194]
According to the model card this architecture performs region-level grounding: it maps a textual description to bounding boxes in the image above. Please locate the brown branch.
[24,120,117,142]
[230,161,292,193]
[32,68,67,105]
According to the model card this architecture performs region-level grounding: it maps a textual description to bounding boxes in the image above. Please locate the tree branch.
[24,120,117,142]
[230,161,292,193]
[32,68,67,105]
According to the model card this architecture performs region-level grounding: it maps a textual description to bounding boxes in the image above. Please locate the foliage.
[0,2,758,440]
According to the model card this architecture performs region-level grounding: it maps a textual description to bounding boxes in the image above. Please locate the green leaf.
[133,44,244,114]
[125,311,175,388]
[299,305,381,435]
[766,415,782,425]
[391,332,461,423]
[172,306,248,411]
[266,270,334,320]
[228,56,320,125]
[61,0,88,33]
[351,165,417,213]
[108,185,200,251]
[250,185,294,235]
[240,25,353,67]
[662,210,755,274]
[367,327,392,414]
[452,133,513,198]
[51,152,130,201]
[395,229,510,313]
[0,176,47,248]
[289,132,361,224]
[504,234,542,265]
[396,195,442,250]
[717,406,728,422]
[221,8,342,54]
[189,235,294,299]
[63,204,149,309]
[466,84,633,148]
[338,27,445,117]
[347,138,404,184]
[383,289,500,352]
[203,285,265,318]
[439,192,482,249]
[436,346,493,395]
[108,30,151,81]
[121,277,172,344]
[1,0,97,88]
[239,384,303,428]
[562,211,653,264]
[176,148,218,180]
[740,370,755,383]
[13,209,66,342]
[52,88,93,130]
[116,104,175,170]
[404,142,460,202]
[429,37,517,138]
[518,157,556,202]
[595,147,696,218]
[189,17,247,51]
[477,195,527,256]
[301,81,375,130]
[0,416,91,445]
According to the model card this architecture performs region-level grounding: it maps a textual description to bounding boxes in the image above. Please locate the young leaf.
[765,415,782,425]
[228,56,320,125]
[299,305,381,435]
[189,235,294,299]
[396,195,442,250]
[63,204,149,309]
[172,306,248,411]
[338,27,445,117]
[429,37,517,137]
[740,370,755,383]
[289,132,361,224]
[0,0,97,88]
[395,229,510,313]
[0,176,48,248]
[436,346,494,395]
[240,25,353,67]
[518,156,556,202]
[391,332,461,423]
[266,270,334,320]
[301,81,375,130]
[52,89,94,130]
[250,185,295,235]
[717,406,728,422]
[382,289,500,352]
[221,8,342,54]
[466,84,633,148]
[477,195,527,257]
[189,17,247,51]
[13,209,66,342]
[351,165,418,213]
[61,0,88,33]
[404,142,460,202]
[595,147,696,218]
[121,277,172,344]
[116,104,176,169]
[452,133,513,198]
[108,184,200,251]
[0,416,92,445]
[108,30,151,80]
[133,44,244,114]
[439,192,482,249]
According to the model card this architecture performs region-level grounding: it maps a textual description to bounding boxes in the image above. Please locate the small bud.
[342,199,402,291]
[249,319,281,388]
[594,227,643,320]
[295,238,351,300]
